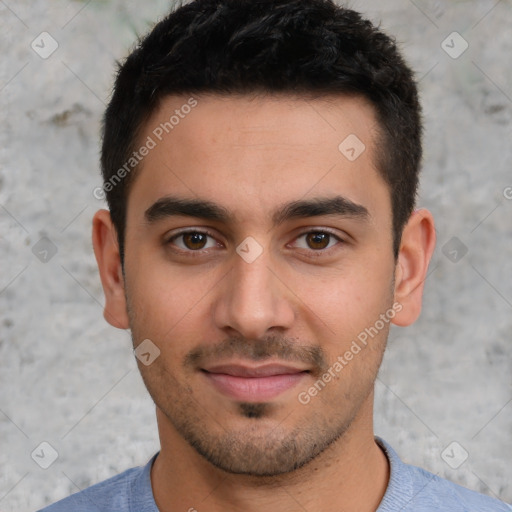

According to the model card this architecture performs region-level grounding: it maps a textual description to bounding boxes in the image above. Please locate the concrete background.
[0,1,511,510]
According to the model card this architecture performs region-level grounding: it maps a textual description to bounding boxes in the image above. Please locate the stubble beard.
[125,290,390,478]
[134,340,383,478]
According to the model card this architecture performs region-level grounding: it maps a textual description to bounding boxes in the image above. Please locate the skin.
[93,93,436,511]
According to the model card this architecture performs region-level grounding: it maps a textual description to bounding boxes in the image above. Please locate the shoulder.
[376,438,512,512]
[406,463,511,511]
[36,455,158,512]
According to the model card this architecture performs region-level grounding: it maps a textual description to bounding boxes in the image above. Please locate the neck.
[151,396,389,512]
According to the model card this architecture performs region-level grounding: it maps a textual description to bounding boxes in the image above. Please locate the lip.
[201,363,309,401]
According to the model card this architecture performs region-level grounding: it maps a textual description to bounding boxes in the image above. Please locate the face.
[119,93,399,476]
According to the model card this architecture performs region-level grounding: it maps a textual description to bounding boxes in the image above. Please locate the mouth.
[201,363,310,402]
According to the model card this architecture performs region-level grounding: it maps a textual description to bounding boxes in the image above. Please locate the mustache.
[184,334,329,376]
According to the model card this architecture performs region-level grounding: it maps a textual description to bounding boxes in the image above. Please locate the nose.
[212,245,295,340]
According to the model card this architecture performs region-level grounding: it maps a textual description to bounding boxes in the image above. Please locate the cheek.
[126,263,218,351]
[296,262,394,340]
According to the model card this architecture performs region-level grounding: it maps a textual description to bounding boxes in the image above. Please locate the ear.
[92,209,130,329]
[392,208,436,327]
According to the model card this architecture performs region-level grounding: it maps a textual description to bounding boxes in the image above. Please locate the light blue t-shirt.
[38,438,512,511]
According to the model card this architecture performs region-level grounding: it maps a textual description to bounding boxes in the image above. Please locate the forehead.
[126,93,390,226]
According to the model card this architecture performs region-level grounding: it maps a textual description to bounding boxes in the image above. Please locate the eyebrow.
[144,195,369,227]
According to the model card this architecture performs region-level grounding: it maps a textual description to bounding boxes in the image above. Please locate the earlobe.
[392,209,436,327]
[92,209,130,330]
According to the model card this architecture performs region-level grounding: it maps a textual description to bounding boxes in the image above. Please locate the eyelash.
[165,228,345,257]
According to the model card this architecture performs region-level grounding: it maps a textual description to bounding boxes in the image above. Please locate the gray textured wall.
[0,1,511,510]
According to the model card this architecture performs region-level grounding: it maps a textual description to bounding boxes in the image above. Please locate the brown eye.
[182,232,208,250]
[292,230,343,253]
[167,230,218,252]
[305,232,331,250]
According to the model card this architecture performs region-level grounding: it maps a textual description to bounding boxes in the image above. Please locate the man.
[39,0,511,510]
